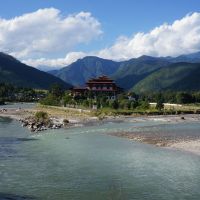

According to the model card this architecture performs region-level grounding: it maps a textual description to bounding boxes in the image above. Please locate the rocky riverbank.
[106,114,200,155]
[19,117,68,132]
[107,130,200,156]
[1,104,200,154]
[0,105,99,133]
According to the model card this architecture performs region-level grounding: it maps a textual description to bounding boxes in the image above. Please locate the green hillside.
[133,62,200,93]
[112,56,170,90]
[0,52,71,89]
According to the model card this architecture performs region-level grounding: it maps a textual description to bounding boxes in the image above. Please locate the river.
[0,105,200,199]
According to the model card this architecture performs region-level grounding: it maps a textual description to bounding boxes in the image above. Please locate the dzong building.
[71,75,122,99]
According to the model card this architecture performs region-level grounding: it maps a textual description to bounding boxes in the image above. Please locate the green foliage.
[138,100,150,110]
[39,93,60,106]
[63,92,73,106]
[130,100,139,109]
[49,83,64,97]
[35,111,49,125]
[0,82,45,102]
[118,93,128,101]
[99,96,109,107]
[192,92,200,102]
[39,83,65,106]
[176,92,194,104]
[38,80,200,112]
[139,91,200,105]
[109,100,119,109]
[35,111,48,120]
[82,100,90,107]
[119,99,130,109]
[155,93,164,111]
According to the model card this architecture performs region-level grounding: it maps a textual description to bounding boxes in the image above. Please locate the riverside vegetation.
[39,84,200,117]
[1,82,200,116]
[0,82,47,105]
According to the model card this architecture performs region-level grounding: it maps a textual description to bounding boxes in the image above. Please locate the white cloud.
[2,11,200,69]
[97,12,200,60]
[24,51,87,69]
[23,12,200,69]
[0,8,102,59]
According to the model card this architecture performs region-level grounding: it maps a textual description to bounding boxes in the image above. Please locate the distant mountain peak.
[138,55,155,59]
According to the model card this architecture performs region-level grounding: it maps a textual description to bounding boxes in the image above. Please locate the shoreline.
[0,106,101,131]
[108,130,200,156]
[1,105,200,155]
[167,140,200,156]
[106,114,200,156]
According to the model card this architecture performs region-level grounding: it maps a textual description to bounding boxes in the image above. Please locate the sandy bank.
[107,114,200,155]
[168,140,200,156]
[0,108,31,120]
[108,131,200,156]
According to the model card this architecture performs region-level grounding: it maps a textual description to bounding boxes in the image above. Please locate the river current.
[0,104,200,200]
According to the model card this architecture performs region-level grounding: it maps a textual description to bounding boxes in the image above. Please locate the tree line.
[0,82,46,105]
[40,84,200,111]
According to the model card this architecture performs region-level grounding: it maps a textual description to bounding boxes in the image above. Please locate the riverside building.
[71,75,122,99]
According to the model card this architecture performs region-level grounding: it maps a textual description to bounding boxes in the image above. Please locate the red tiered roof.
[87,75,114,84]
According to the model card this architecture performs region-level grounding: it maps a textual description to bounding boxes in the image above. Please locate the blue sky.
[1,0,199,50]
[0,0,200,68]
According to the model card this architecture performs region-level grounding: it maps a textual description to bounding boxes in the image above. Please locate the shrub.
[39,93,60,106]
[82,100,90,107]
[109,100,119,109]
[138,100,150,110]
[130,101,138,109]
[63,119,69,126]
[35,111,49,124]
[156,100,164,111]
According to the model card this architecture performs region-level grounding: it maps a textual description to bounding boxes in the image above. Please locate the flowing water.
[0,106,200,199]
[0,102,36,109]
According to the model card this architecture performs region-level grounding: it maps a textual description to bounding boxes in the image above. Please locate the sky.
[0,0,200,69]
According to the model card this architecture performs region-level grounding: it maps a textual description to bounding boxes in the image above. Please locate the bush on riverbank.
[35,111,50,125]
[21,111,64,132]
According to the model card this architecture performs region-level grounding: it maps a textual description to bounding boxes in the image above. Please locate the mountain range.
[48,52,200,92]
[0,52,71,89]
[1,51,200,92]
